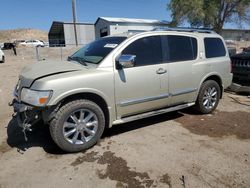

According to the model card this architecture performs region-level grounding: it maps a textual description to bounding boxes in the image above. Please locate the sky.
[1,0,171,31]
[0,0,248,31]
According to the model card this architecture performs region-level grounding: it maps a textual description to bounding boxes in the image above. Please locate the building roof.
[95,17,169,25]
[63,22,94,25]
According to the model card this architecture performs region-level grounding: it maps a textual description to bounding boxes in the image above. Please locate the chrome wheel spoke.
[210,87,215,94]
[63,109,99,145]
[211,97,217,102]
[84,127,95,136]
[206,100,210,108]
[64,128,77,137]
[203,96,209,100]
[211,91,217,97]
[86,121,98,128]
[64,122,77,128]
[203,99,208,106]
[208,100,212,108]
[80,131,86,143]
[79,110,85,122]
[84,112,94,123]
[207,87,211,94]
[70,115,79,124]
[72,131,80,143]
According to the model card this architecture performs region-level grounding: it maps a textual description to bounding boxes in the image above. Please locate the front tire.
[50,99,105,152]
[194,80,221,114]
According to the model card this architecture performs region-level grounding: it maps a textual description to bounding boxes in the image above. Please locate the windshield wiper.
[67,56,88,66]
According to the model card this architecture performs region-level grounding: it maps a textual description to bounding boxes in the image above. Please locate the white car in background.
[0,49,5,63]
[20,40,45,47]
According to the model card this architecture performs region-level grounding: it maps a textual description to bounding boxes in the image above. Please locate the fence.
[35,44,85,62]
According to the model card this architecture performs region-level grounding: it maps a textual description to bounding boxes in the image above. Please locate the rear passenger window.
[166,35,197,62]
[122,36,162,67]
[204,38,226,58]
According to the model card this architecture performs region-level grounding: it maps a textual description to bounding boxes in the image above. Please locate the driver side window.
[122,36,162,67]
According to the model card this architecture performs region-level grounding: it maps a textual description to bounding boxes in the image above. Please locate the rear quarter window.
[204,38,226,58]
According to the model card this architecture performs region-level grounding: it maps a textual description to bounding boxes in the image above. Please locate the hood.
[20,60,86,87]
[231,52,250,60]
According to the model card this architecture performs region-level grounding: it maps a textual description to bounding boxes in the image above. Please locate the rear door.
[162,35,199,105]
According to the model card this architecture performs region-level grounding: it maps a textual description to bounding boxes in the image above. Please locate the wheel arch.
[50,92,112,129]
[198,74,223,99]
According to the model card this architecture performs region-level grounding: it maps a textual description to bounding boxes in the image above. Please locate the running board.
[113,102,195,125]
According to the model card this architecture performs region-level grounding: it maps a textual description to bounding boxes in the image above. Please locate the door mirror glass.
[117,54,136,69]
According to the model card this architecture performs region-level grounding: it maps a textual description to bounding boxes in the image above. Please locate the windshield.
[69,37,126,65]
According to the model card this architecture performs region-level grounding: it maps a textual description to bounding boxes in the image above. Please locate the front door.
[114,36,169,118]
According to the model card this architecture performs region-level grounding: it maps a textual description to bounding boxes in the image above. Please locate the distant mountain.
[0,28,48,42]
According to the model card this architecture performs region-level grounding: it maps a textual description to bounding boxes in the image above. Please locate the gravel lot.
[0,48,250,188]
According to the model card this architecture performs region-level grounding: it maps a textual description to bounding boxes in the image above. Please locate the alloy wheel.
[202,86,218,110]
[63,109,98,145]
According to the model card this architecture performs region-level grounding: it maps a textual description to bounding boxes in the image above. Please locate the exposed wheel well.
[204,75,223,98]
[60,93,110,129]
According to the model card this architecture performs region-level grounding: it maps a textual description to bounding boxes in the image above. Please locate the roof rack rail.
[152,27,216,34]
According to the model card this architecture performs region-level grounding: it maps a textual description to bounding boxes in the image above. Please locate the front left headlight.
[21,88,52,106]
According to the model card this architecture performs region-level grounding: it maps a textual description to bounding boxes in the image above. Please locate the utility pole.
[72,0,78,46]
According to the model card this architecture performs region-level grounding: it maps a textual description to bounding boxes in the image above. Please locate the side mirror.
[116,54,136,69]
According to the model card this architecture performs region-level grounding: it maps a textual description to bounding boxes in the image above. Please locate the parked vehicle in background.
[2,43,15,50]
[0,49,5,63]
[227,47,237,57]
[20,40,45,47]
[242,47,250,53]
[11,29,232,152]
[14,40,26,47]
[231,48,250,84]
[42,41,49,47]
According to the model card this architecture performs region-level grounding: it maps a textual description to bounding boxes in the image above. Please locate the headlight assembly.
[21,88,52,106]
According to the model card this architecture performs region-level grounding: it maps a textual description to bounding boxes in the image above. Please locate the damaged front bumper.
[9,99,42,141]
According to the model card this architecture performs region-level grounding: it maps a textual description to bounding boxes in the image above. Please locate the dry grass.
[0,28,48,43]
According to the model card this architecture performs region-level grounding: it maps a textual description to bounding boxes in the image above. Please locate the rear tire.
[50,99,105,153]
[194,80,221,114]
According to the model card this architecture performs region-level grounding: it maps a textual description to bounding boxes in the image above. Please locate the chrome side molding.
[118,93,170,107]
[117,88,196,107]
[171,88,197,96]
[113,102,195,125]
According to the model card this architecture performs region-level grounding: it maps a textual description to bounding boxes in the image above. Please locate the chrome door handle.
[156,68,167,74]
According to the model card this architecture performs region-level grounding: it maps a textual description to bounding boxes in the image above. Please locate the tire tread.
[49,99,105,152]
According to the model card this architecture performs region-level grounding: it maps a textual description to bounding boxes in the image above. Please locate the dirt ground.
[0,48,250,188]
